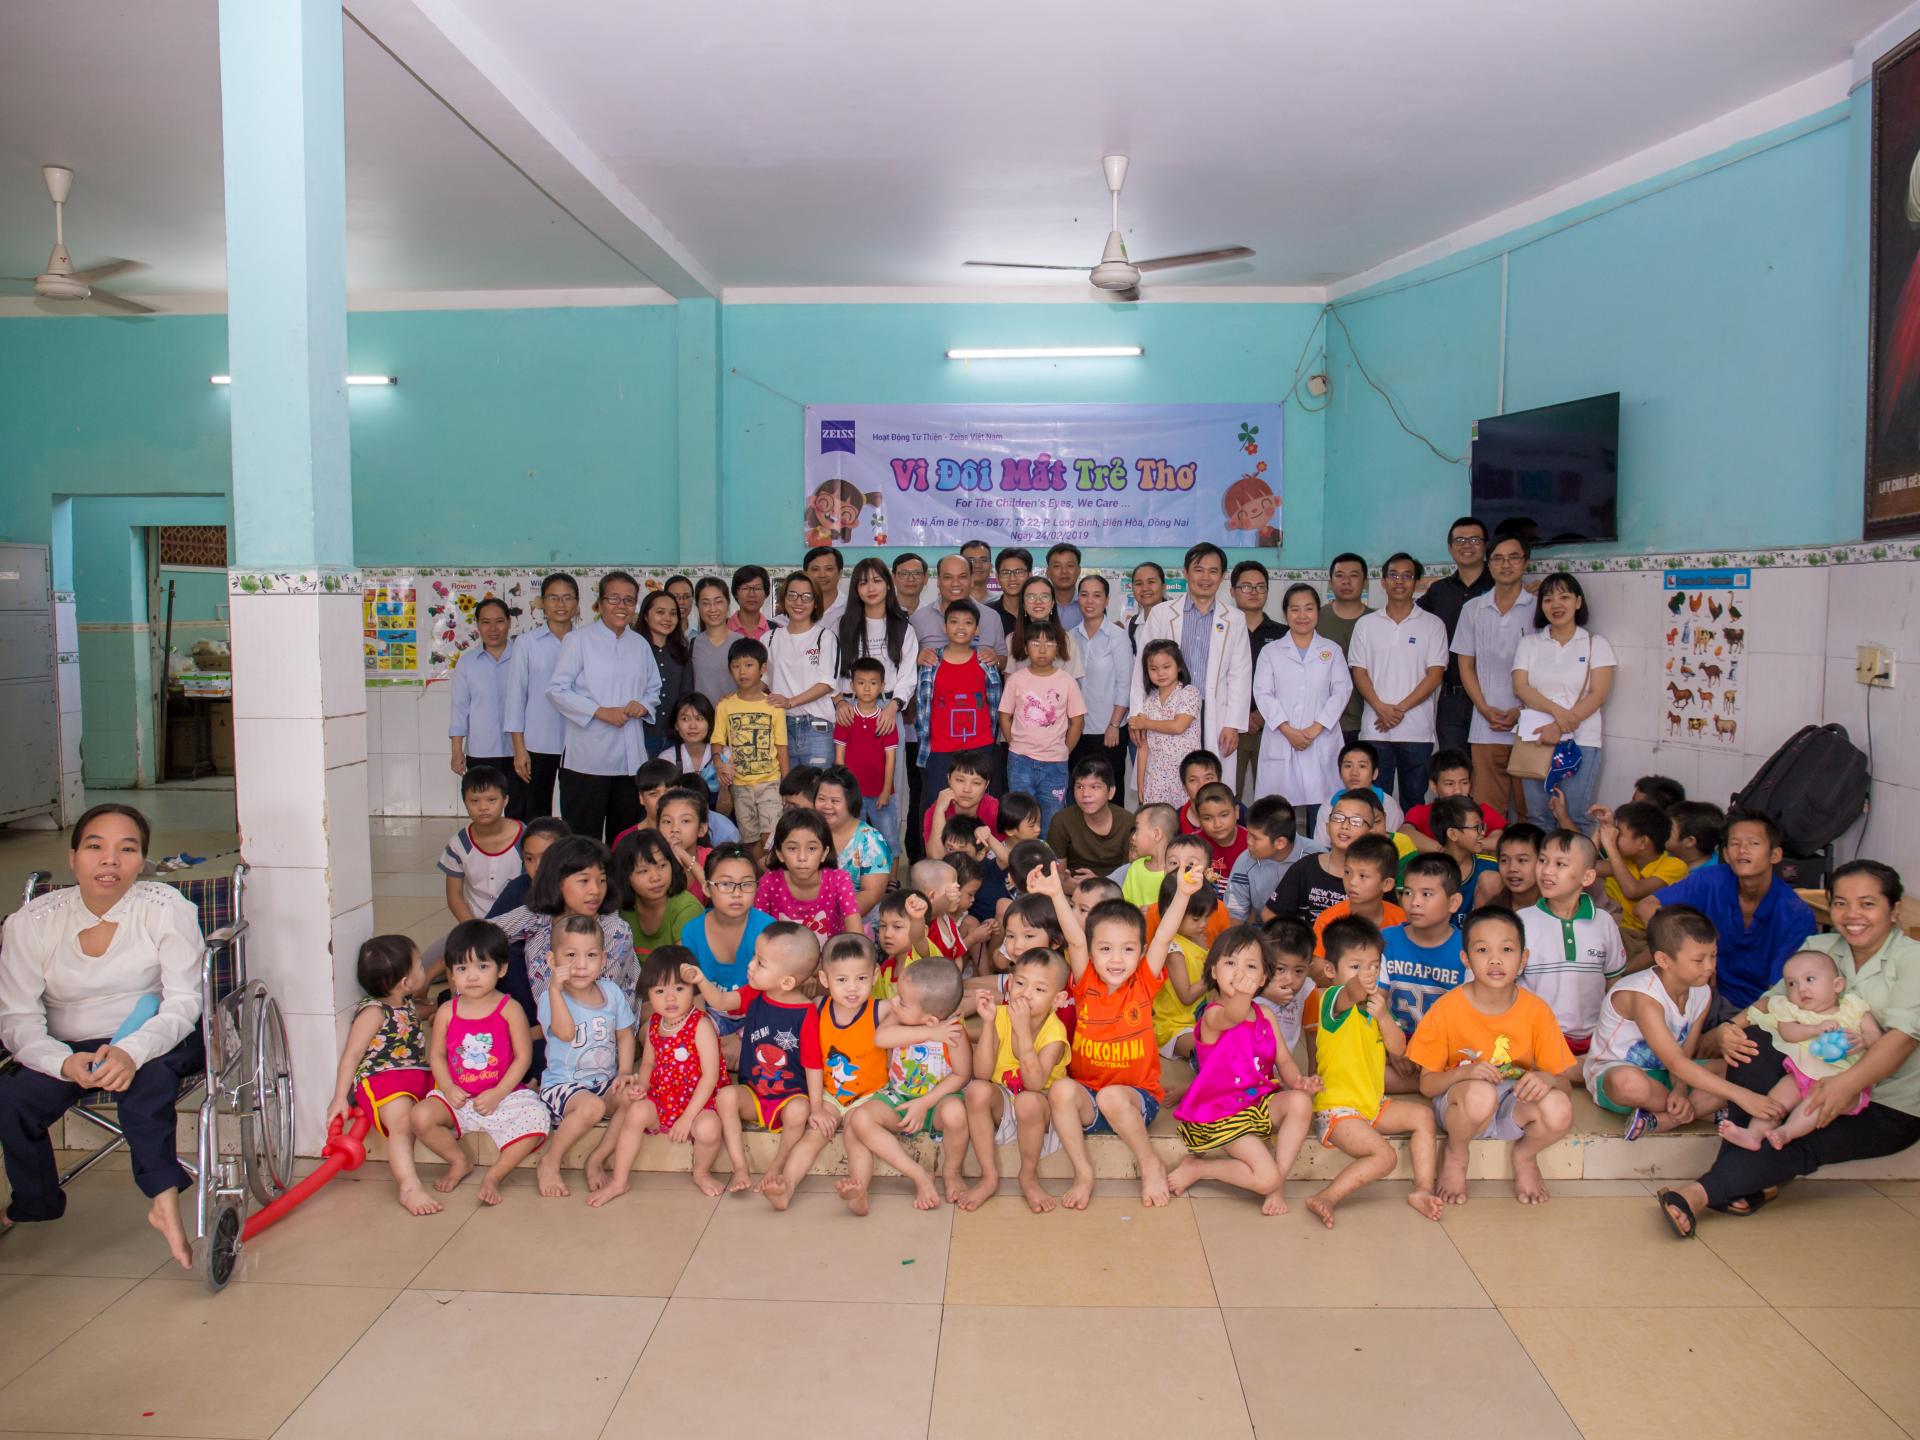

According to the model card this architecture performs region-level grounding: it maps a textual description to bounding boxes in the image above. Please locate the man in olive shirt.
[1318,552,1372,743]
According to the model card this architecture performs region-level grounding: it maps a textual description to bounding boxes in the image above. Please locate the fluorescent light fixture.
[945,346,1142,361]
[209,375,396,385]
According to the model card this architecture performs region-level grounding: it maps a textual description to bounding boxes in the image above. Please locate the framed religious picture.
[1868,27,1920,538]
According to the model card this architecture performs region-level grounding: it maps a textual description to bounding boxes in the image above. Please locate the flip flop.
[1655,1189,1697,1239]
[1724,1188,1777,1217]
[1624,1108,1656,1141]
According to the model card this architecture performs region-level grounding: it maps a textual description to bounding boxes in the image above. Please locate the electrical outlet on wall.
[1857,644,1896,688]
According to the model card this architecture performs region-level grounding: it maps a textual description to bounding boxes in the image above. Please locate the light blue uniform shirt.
[1072,618,1133,732]
[503,625,569,756]
[546,620,663,777]
[448,642,514,757]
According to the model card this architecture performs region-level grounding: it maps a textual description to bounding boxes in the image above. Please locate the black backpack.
[1729,723,1870,855]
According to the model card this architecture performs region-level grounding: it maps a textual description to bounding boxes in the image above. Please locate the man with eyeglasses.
[1418,516,1493,757]
[1230,560,1285,799]
[1129,542,1251,764]
[891,553,929,615]
[990,547,1031,638]
[545,570,663,843]
[1347,552,1449,805]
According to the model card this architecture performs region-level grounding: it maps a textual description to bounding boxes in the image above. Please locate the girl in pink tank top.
[1168,926,1320,1215]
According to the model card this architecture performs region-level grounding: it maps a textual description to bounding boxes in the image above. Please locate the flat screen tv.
[1469,392,1619,547]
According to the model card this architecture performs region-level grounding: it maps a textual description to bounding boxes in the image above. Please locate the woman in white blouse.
[766,572,841,771]
[1511,572,1617,832]
[0,805,205,1268]
[1252,583,1354,835]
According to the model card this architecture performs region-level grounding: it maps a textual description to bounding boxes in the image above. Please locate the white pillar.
[218,0,370,1154]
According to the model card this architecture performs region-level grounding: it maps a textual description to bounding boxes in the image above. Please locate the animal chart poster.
[1661,568,1748,748]
[362,581,418,673]
[801,404,1283,549]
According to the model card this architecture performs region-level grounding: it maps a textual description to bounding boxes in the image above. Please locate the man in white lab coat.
[1129,542,1251,763]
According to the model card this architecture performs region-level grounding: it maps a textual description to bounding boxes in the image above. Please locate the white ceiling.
[0,0,1909,302]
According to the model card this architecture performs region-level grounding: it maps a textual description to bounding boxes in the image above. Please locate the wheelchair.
[11,863,297,1290]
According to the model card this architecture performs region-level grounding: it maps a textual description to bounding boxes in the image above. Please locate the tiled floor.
[4,793,1920,1437]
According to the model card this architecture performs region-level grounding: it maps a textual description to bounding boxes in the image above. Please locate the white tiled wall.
[359,561,1920,877]
[1567,561,1911,876]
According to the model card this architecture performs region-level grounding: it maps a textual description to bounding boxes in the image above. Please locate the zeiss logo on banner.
[820,421,856,455]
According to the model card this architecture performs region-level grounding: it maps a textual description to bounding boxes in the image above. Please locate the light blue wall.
[1325,108,1859,559]
[721,302,1329,569]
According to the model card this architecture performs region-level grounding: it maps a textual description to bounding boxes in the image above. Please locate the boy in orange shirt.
[1311,832,1405,961]
[1031,862,1175,1211]
[1407,907,1577,1208]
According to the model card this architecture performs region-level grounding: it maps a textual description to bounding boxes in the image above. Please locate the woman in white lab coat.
[1252,583,1353,833]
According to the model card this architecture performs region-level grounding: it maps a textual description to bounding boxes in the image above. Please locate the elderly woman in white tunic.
[0,805,205,1268]
[1251,583,1354,836]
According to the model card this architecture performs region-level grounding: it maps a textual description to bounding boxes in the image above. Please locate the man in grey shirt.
[912,553,1005,664]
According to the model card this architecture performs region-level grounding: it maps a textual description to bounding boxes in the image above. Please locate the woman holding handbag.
[1509,572,1616,832]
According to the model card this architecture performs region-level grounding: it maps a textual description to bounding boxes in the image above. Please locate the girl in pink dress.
[1168,923,1321,1215]
[753,809,863,942]
[587,946,737,1206]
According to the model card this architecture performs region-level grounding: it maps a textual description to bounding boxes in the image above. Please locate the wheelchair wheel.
[200,1197,243,1292]
[240,990,296,1205]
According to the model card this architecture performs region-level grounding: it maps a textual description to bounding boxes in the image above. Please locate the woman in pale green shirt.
[1658,859,1920,1237]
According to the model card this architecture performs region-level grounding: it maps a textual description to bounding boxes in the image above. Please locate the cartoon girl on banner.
[803,478,886,546]
[1222,462,1281,548]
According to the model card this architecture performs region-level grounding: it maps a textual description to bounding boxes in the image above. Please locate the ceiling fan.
[964,155,1252,301]
[2,166,152,314]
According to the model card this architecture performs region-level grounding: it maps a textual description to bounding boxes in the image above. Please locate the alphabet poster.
[801,403,1283,549]
[1660,568,1748,748]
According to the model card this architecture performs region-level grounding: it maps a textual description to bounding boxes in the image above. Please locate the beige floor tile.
[0,1276,394,1439]
[1871,1179,1920,1198]
[676,1187,949,1304]
[1505,1306,1903,1440]
[1228,1307,1578,1438]
[276,1289,660,1439]
[374,870,445,898]
[410,1181,714,1296]
[1697,1193,1920,1307]
[1446,1197,1763,1308]
[1193,1190,1488,1308]
[946,1194,1215,1307]
[0,1171,176,1278]
[370,894,448,931]
[930,1306,1252,1439]
[228,1169,475,1287]
[1463,1177,1650,1198]
[0,1273,138,1387]
[1781,1307,1920,1435]
[605,1298,938,1439]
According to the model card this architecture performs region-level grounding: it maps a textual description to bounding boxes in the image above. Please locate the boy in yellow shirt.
[713,639,789,847]
[957,950,1071,1213]
[1595,800,1689,961]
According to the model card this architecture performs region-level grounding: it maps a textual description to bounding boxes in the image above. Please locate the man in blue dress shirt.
[546,571,663,843]
[504,573,579,820]
[448,598,521,816]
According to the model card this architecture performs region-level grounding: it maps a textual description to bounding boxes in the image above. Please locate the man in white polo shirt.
[1452,534,1537,819]
[1347,551,1449,804]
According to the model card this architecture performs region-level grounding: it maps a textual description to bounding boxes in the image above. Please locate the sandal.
[1624,1108,1657,1141]
[1724,1187,1777,1217]
[1655,1189,1697,1239]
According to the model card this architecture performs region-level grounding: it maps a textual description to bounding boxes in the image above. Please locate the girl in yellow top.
[957,949,1072,1215]
[1152,866,1222,1058]
[1307,913,1444,1229]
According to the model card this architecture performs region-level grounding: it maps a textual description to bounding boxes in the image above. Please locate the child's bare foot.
[1139,1157,1171,1208]
[1019,1174,1057,1214]
[397,1185,444,1217]
[835,1177,869,1216]
[536,1158,570,1198]
[726,1168,753,1195]
[1061,1173,1094,1210]
[910,1174,941,1210]
[957,1175,998,1211]
[1166,1157,1202,1197]
[1437,1147,1470,1205]
[1260,1189,1288,1217]
[1716,1116,1764,1150]
[433,1154,474,1193]
[478,1176,505,1206]
[1512,1152,1551,1205]
[585,1178,629,1209]
[583,1152,609,1192]
[691,1167,725,1197]
[1408,1188,1445,1221]
[761,1170,792,1211]
[943,1169,967,1206]
[1766,1131,1790,1150]
[1305,1195,1337,1229]
[147,1192,193,1270]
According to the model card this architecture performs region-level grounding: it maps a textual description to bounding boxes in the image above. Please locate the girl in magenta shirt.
[752,809,863,942]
